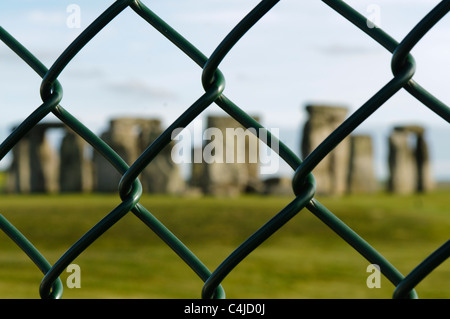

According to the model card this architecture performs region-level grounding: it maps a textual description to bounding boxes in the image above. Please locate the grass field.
[0,191,449,299]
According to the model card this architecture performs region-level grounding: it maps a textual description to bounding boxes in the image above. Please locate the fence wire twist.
[0,0,449,299]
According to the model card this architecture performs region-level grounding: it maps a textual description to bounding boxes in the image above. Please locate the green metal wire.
[0,214,63,299]
[0,0,448,299]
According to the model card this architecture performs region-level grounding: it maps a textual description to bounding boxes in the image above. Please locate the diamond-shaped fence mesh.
[0,0,449,299]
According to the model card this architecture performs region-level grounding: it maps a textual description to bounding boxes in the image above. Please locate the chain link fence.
[0,0,449,299]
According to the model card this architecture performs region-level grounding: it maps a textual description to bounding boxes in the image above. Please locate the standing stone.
[189,147,203,189]
[301,105,350,195]
[416,133,434,192]
[388,128,417,194]
[28,124,63,193]
[7,135,31,193]
[139,120,185,194]
[190,115,261,196]
[7,123,64,193]
[388,125,434,194]
[348,135,377,194]
[37,134,59,193]
[60,131,93,192]
[94,117,185,194]
[94,118,142,192]
[92,134,122,193]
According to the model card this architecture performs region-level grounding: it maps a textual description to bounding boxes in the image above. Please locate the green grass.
[0,171,6,192]
[0,191,448,299]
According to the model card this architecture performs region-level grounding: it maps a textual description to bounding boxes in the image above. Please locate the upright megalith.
[190,115,262,196]
[7,123,64,193]
[139,119,185,194]
[416,132,434,192]
[30,124,62,193]
[60,130,93,193]
[7,135,31,193]
[347,135,377,194]
[93,117,185,194]
[301,105,350,195]
[93,119,136,192]
[388,125,434,194]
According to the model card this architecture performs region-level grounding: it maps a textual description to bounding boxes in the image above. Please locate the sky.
[0,0,449,180]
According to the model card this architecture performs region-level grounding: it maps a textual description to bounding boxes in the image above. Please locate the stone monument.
[8,123,63,193]
[301,105,350,195]
[347,135,377,194]
[94,117,185,194]
[59,130,93,192]
[388,125,434,194]
[190,115,262,196]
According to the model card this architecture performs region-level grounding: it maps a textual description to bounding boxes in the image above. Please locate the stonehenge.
[8,123,64,193]
[92,117,185,194]
[347,135,378,194]
[60,131,93,193]
[4,109,435,196]
[6,118,185,194]
[388,125,434,194]
[189,115,263,196]
[301,105,353,195]
[301,105,434,195]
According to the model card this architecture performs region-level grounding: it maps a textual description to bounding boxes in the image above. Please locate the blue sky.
[1,0,449,180]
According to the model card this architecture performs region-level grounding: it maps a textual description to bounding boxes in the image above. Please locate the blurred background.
[0,0,449,299]
[1,0,449,183]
